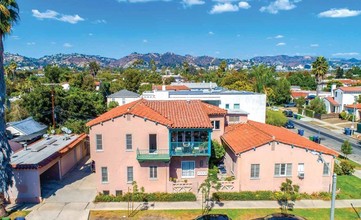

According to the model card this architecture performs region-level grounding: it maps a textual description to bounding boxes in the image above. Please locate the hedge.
[212,191,332,201]
[94,192,196,202]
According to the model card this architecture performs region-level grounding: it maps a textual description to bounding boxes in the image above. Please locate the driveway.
[26,158,97,220]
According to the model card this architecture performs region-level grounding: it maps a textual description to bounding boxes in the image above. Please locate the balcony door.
[149,134,157,153]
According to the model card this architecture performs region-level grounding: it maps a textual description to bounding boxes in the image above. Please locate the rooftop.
[11,134,87,169]
[86,99,226,128]
[7,117,47,136]
[107,89,140,98]
[170,82,218,89]
[152,85,190,91]
[168,90,258,96]
[345,103,361,109]
[324,97,340,106]
[337,87,361,93]
[221,120,338,156]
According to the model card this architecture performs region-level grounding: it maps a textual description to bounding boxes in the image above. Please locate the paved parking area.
[26,158,96,220]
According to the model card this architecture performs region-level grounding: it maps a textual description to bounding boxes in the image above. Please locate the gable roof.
[221,120,337,156]
[86,99,226,129]
[337,87,361,93]
[324,97,340,106]
[107,89,140,98]
[291,91,308,99]
[7,117,47,136]
[152,85,190,91]
[345,103,361,109]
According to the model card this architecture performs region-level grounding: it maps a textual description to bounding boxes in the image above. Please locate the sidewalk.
[89,199,361,211]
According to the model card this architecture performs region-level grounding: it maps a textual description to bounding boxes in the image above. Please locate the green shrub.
[340,161,355,175]
[266,110,288,127]
[334,163,343,175]
[304,109,315,118]
[213,191,276,201]
[339,111,347,120]
[94,192,196,202]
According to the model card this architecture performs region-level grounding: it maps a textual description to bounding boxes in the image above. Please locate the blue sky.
[5,0,361,59]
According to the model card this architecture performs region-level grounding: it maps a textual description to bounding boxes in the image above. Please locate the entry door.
[149,134,157,153]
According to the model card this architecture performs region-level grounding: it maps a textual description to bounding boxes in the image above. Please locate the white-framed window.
[323,163,330,176]
[181,161,195,178]
[96,134,103,151]
[211,120,220,130]
[225,104,230,109]
[126,134,132,150]
[250,164,260,179]
[234,103,240,109]
[127,166,133,183]
[101,167,108,183]
[149,166,158,179]
[298,163,304,178]
[274,163,292,177]
[229,116,240,123]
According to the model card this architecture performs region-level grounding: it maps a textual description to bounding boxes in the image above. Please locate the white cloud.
[11,35,20,40]
[215,51,220,55]
[210,3,239,14]
[208,31,215,35]
[332,52,359,57]
[32,9,58,19]
[318,8,361,18]
[260,0,298,14]
[117,0,172,2]
[93,19,107,24]
[58,14,84,24]
[26,42,36,46]
[32,9,84,24]
[275,34,284,39]
[310,44,319,47]
[276,42,286,46]
[63,43,73,48]
[238,2,251,9]
[143,39,148,43]
[182,0,205,6]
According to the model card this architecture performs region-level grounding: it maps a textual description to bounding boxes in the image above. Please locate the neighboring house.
[86,99,240,196]
[6,117,47,142]
[8,134,88,203]
[107,89,141,106]
[324,97,341,114]
[344,103,361,120]
[152,85,190,91]
[142,89,266,123]
[170,82,218,91]
[221,121,337,193]
[334,87,361,112]
[290,91,308,103]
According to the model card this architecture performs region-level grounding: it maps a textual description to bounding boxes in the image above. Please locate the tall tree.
[335,66,344,79]
[311,56,328,96]
[7,61,16,80]
[89,61,100,78]
[0,0,19,216]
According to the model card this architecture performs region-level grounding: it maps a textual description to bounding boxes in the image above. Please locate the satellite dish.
[66,129,72,134]
[61,127,68,132]
[51,130,55,134]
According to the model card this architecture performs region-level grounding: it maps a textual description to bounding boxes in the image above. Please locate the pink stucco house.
[87,99,338,196]
[87,99,231,195]
[221,121,338,193]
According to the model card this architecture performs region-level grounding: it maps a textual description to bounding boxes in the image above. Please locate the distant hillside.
[4,52,361,70]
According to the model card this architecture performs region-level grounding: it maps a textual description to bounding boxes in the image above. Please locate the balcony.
[170,142,210,156]
[136,149,170,162]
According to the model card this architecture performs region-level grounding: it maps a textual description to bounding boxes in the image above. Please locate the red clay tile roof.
[338,87,361,93]
[86,99,225,129]
[221,120,338,156]
[152,85,190,91]
[291,91,308,99]
[324,97,340,106]
[345,103,361,109]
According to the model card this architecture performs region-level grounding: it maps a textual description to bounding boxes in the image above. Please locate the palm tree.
[0,0,19,217]
[312,56,328,96]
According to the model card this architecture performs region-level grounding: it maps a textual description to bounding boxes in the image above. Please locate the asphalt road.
[289,119,361,164]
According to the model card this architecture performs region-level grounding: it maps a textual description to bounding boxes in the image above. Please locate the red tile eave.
[338,87,361,93]
[325,97,340,106]
[58,133,88,154]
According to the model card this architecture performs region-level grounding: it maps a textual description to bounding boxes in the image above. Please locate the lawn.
[89,208,361,220]
[337,175,361,199]
[7,210,30,219]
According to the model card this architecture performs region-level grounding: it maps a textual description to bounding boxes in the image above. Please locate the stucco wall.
[225,142,334,193]
[90,115,170,195]
[8,169,41,203]
[209,115,225,142]
[107,97,140,106]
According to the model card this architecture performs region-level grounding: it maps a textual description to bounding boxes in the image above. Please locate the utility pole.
[42,83,60,129]
[330,173,337,220]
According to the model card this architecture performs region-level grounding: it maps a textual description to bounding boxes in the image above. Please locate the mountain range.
[4,52,361,70]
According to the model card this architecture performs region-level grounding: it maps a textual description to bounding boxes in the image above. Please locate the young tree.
[335,67,344,79]
[0,0,19,216]
[341,140,352,159]
[311,56,328,96]
[209,140,225,167]
[89,61,100,78]
[308,97,326,114]
[276,179,300,212]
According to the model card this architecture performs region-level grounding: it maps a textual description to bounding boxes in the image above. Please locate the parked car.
[283,109,294,117]
[253,213,306,220]
[284,102,296,108]
[284,120,295,129]
[195,214,231,220]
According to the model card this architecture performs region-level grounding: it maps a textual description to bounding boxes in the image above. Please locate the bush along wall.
[94,192,197,202]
